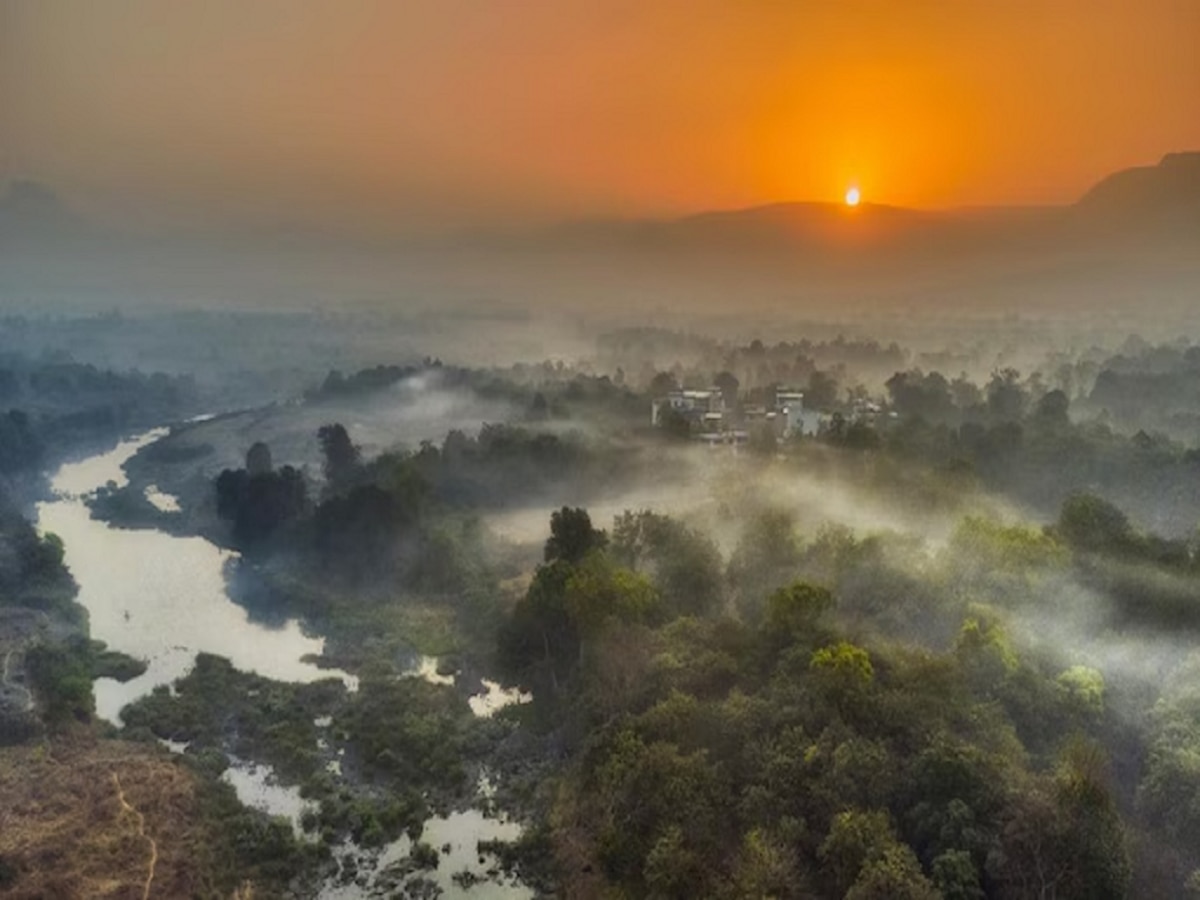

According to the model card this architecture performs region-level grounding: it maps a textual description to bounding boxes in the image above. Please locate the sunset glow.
[3,2,1199,230]
[3,5,1200,897]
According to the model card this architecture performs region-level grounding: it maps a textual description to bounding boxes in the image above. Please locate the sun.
[844,186,861,207]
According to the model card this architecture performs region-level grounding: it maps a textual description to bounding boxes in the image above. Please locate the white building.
[774,390,822,436]
[651,388,725,427]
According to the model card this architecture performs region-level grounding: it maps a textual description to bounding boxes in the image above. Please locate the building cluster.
[650,386,825,444]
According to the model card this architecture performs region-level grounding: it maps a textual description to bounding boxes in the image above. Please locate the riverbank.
[0,438,314,896]
[38,425,551,897]
[119,648,548,897]
[37,431,358,721]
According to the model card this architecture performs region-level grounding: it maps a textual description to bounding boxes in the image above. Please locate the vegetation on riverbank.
[0,529,312,899]
[45,333,1200,898]
[481,486,1200,898]
[121,651,503,850]
[0,373,335,897]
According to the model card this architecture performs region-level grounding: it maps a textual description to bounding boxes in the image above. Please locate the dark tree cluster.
[0,499,75,619]
[215,443,308,548]
[596,328,907,396]
[0,356,199,444]
[311,364,423,398]
[317,423,361,488]
[399,424,600,508]
[0,409,43,474]
[496,507,1141,899]
[313,484,421,573]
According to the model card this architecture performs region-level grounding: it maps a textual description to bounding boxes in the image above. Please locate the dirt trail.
[111,771,158,900]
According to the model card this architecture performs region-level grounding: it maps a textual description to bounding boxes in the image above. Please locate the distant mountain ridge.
[1,151,1196,260]
[484,151,1198,257]
[0,153,1197,317]
[651,150,1200,247]
[1076,152,1200,226]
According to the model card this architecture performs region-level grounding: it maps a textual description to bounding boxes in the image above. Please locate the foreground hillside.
[0,735,247,899]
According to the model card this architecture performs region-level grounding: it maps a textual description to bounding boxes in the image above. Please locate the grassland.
[0,731,312,899]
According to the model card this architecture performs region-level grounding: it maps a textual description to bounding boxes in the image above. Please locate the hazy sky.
[3,0,1198,233]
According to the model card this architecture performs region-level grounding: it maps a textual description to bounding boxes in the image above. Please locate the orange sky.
[2,1,1198,232]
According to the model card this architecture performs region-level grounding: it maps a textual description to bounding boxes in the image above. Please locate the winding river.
[36,428,533,899]
[36,430,355,723]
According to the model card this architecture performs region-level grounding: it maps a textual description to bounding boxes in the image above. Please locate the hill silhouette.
[520,152,1199,255]
[1075,152,1200,230]
[4,152,1197,252]
[0,152,1196,316]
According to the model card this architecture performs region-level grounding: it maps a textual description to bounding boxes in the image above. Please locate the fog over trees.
[6,305,1200,894]
[2,10,1199,894]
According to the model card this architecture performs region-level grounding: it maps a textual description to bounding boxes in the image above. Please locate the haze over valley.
[2,3,1200,899]
[4,150,1200,330]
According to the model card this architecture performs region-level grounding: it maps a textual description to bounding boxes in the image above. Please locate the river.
[36,429,356,723]
[36,428,534,899]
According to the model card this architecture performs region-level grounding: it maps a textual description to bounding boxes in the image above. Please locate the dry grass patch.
[0,734,224,899]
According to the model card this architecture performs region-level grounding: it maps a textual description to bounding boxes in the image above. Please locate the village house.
[652,384,827,440]
[650,388,725,428]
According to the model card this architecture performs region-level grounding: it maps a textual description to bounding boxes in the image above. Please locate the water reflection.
[402,655,531,718]
[36,429,356,724]
[468,679,532,719]
[222,760,318,837]
[321,775,530,900]
[39,431,530,898]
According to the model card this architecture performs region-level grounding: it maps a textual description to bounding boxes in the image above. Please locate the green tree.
[807,369,840,410]
[931,849,984,900]
[317,423,361,487]
[591,729,725,892]
[713,370,740,407]
[498,560,577,692]
[818,809,896,897]
[728,827,805,899]
[566,553,659,634]
[1056,666,1105,720]
[1055,492,1135,554]
[728,510,802,619]
[611,510,723,618]
[245,441,273,476]
[764,582,834,643]
[992,745,1130,900]
[544,506,607,564]
[954,617,1017,697]
[649,371,680,395]
[643,825,703,900]
[1034,388,1070,426]
[903,739,1003,869]
[847,844,939,900]
[1055,738,1131,900]
[987,368,1027,422]
[25,640,94,725]
[811,641,874,686]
